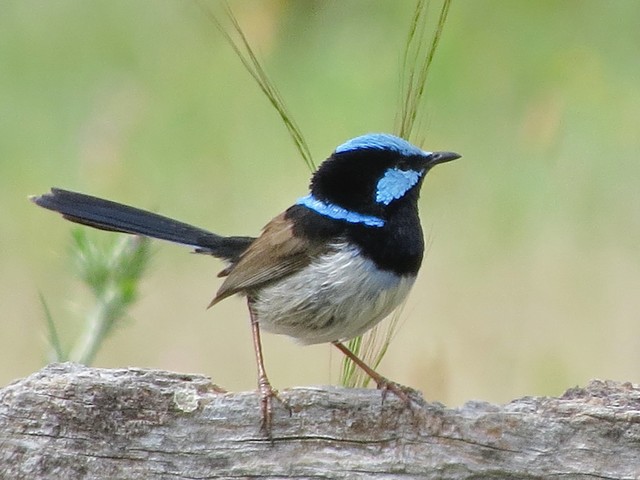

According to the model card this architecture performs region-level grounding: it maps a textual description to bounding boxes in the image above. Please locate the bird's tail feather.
[31,188,253,262]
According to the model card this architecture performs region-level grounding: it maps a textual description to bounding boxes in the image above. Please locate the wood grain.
[1,363,638,479]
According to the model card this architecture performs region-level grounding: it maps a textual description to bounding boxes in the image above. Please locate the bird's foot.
[257,375,290,436]
[375,376,419,407]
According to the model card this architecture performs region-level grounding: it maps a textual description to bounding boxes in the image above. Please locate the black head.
[306,133,460,219]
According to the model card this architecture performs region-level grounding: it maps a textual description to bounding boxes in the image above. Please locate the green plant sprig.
[42,229,151,366]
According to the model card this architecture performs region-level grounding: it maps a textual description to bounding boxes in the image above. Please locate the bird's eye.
[397,160,411,171]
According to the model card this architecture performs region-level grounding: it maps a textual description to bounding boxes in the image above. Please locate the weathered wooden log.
[0,363,638,479]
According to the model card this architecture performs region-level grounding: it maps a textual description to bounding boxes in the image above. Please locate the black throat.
[346,199,424,276]
[287,201,424,277]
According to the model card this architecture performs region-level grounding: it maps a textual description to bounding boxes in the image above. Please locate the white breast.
[250,243,416,345]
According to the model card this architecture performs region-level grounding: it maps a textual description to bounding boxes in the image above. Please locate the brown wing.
[208,211,329,307]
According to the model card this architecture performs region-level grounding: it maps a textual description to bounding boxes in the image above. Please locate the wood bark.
[0,363,638,479]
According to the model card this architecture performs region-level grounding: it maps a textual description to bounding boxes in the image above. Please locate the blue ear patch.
[335,133,430,158]
[375,168,424,205]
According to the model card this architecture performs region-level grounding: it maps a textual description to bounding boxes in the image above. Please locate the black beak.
[427,151,461,167]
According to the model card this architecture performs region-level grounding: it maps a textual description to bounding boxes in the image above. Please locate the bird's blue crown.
[335,133,431,158]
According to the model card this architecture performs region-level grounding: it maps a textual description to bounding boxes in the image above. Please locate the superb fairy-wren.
[32,133,460,430]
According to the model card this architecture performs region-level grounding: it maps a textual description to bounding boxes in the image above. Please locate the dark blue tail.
[31,188,254,262]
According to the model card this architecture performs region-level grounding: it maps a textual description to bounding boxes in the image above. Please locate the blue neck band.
[296,194,385,227]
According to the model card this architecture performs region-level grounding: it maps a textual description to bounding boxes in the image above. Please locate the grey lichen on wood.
[1,363,639,479]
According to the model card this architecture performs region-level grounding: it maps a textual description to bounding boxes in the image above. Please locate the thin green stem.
[198,1,315,171]
[39,291,66,362]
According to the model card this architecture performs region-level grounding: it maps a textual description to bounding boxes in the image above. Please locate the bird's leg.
[332,341,412,404]
[247,300,288,434]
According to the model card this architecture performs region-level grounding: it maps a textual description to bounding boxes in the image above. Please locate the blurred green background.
[1,0,638,406]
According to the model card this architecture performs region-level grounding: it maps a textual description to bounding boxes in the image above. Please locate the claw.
[258,378,275,433]
[375,376,412,406]
[257,375,290,435]
[333,341,418,409]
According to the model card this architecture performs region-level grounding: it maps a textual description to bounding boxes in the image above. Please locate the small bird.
[32,133,460,430]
